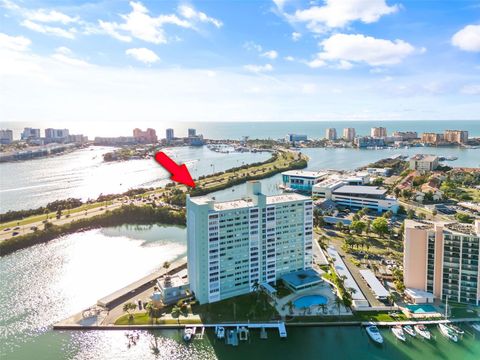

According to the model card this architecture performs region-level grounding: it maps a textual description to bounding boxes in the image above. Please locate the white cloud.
[461,84,480,95]
[243,64,274,73]
[276,0,398,32]
[284,55,295,61]
[336,59,353,70]
[2,1,80,38]
[98,1,221,44]
[51,47,91,67]
[25,9,79,24]
[315,33,415,66]
[452,24,480,52]
[244,41,263,52]
[178,4,222,28]
[126,47,160,64]
[0,32,31,51]
[261,50,278,59]
[21,19,76,39]
[306,58,326,68]
[291,31,302,41]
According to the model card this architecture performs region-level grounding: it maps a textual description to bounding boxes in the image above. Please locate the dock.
[96,257,187,309]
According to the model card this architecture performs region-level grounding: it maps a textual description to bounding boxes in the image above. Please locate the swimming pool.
[405,304,438,314]
[293,295,328,308]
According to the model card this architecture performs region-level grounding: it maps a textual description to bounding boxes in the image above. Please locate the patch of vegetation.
[0,205,185,256]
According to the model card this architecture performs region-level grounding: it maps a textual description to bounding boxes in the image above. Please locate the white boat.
[470,323,480,333]
[238,326,249,341]
[183,328,193,342]
[446,323,464,335]
[365,325,383,344]
[403,325,416,337]
[414,324,431,340]
[438,323,458,342]
[216,326,225,339]
[391,325,406,342]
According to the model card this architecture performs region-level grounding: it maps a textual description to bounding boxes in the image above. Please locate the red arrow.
[154,151,195,188]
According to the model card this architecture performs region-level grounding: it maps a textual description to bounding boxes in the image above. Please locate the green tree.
[334,296,343,315]
[372,217,389,238]
[407,209,415,219]
[123,302,137,320]
[350,220,367,234]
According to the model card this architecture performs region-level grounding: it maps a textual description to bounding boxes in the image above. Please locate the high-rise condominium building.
[342,128,356,141]
[188,128,196,137]
[421,132,443,145]
[371,127,387,138]
[0,129,13,144]
[325,128,337,140]
[444,130,468,144]
[166,128,174,142]
[187,181,313,304]
[404,219,480,305]
[21,128,41,140]
[392,131,418,140]
[133,128,157,143]
[45,128,69,143]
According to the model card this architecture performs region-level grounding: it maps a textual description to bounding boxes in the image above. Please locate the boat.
[365,324,383,344]
[470,323,480,333]
[216,326,225,339]
[438,323,458,342]
[260,327,268,339]
[238,326,249,341]
[391,325,406,342]
[183,328,193,342]
[446,323,464,335]
[227,329,239,346]
[403,325,416,337]
[414,324,431,340]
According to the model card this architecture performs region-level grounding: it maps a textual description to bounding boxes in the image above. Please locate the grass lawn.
[191,292,280,323]
[114,313,202,325]
[462,187,480,202]
[449,305,479,319]
[287,315,357,323]
[353,311,408,322]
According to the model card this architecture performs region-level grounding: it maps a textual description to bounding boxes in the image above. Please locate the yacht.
[403,325,416,337]
[365,324,383,344]
[414,324,431,340]
[216,326,225,339]
[446,323,464,335]
[438,323,458,342]
[183,328,193,342]
[470,323,480,333]
[238,326,249,341]
[391,325,406,342]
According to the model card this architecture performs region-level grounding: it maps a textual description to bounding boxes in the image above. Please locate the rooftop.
[359,269,389,299]
[266,193,310,204]
[281,269,322,289]
[282,170,326,178]
[333,185,387,196]
[410,154,439,162]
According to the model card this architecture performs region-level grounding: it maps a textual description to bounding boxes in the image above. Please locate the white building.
[0,129,13,144]
[343,128,356,141]
[325,128,337,140]
[166,128,175,142]
[409,154,439,171]
[312,178,398,213]
[21,128,41,141]
[45,128,69,143]
[281,170,328,192]
[187,181,313,304]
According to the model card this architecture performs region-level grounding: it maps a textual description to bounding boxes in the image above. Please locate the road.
[0,196,176,242]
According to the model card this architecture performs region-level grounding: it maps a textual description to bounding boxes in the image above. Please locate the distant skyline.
[1,0,479,123]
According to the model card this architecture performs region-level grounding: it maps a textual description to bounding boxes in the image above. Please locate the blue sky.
[0,0,479,123]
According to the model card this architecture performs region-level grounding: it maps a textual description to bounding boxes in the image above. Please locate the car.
[14,226,20,230]
[12,232,19,236]
[3,228,11,231]
[30,226,37,231]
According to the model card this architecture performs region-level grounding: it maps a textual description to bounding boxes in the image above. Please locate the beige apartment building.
[342,128,356,141]
[404,219,480,305]
[370,127,387,138]
[421,132,443,145]
[409,154,439,171]
[325,128,337,140]
[444,130,469,144]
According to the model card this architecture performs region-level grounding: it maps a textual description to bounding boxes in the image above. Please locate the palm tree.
[286,301,294,315]
[123,302,137,321]
[334,297,343,315]
[171,305,181,324]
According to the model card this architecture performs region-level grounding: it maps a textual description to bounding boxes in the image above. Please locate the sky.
[0,0,479,123]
